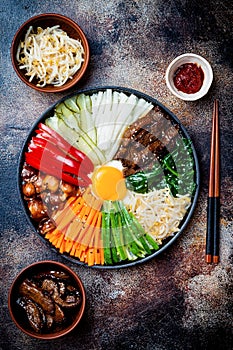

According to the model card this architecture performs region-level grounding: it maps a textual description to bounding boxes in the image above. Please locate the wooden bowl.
[8,260,86,339]
[11,13,90,93]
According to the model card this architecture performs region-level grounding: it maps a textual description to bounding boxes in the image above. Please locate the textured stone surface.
[0,0,232,349]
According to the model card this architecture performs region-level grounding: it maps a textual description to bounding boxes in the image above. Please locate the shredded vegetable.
[16,25,85,87]
[123,188,191,244]
[46,89,153,165]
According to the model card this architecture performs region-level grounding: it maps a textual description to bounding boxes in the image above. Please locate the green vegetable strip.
[110,223,119,264]
[117,203,144,251]
[128,212,159,250]
[127,213,152,254]
[112,204,138,260]
[115,202,147,258]
[121,203,159,253]
[100,200,161,265]
[110,212,128,261]
[101,211,112,265]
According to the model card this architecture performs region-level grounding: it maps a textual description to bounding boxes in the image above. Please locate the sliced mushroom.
[17,297,44,332]
[53,303,65,324]
[42,279,81,308]
[19,279,54,315]
[45,314,54,329]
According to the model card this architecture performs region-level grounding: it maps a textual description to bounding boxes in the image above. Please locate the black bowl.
[17,86,200,268]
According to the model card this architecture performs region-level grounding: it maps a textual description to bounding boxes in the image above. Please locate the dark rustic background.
[1,1,232,349]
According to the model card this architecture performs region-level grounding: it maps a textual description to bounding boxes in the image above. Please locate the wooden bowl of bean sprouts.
[11,13,90,93]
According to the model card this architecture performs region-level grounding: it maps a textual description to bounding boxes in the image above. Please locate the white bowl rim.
[165,53,213,101]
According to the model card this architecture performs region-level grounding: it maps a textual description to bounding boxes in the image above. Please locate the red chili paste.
[173,63,204,94]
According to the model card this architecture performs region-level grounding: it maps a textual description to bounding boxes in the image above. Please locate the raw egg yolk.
[92,166,127,201]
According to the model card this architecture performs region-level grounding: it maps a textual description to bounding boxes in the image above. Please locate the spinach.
[126,138,196,197]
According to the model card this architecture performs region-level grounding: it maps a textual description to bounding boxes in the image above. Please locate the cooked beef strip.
[123,106,165,139]
[114,105,181,176]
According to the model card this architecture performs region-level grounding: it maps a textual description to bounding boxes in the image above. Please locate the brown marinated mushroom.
[42,175,60,193]
[49,193,62,207]
[38,218,56,235]
[28,199,47,220]
[17,297,45,332]
[41,279,81,308]
[22,182,36,197]
[21,164,38,182]
[60,181,77,195]
[53,303,65,324]
[19,279,54,315]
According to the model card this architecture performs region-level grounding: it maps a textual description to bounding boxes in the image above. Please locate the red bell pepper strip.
[37,123,94,172]
[26,145,91,185]
[30,138,82,169]
[35,129,94,174]
[29,136,91,179]
[25,152,90,187]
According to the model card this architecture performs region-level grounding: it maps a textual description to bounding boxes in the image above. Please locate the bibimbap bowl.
[18,86,200,268]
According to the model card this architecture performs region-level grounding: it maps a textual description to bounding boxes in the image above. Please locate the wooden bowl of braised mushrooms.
[8,260,86,339]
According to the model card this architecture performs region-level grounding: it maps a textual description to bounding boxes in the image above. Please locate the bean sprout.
[16,25,85,87]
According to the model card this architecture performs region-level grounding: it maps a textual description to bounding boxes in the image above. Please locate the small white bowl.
[165,53,213,101]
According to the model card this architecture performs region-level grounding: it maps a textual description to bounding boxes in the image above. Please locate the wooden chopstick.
[206,99,220,264]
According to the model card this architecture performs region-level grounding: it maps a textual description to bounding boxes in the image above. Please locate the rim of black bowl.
[17,86,200,269]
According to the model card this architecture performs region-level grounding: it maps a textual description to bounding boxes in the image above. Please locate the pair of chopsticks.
[206,99,220,264]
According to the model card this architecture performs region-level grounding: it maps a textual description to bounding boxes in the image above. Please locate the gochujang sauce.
[173,63,204,94]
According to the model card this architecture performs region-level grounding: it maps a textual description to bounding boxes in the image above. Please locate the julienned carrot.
[79,211,99,247]
[93,212,103,265]
[45,228,61,242]
[70,241,79,256]
[65,203,90,241]
[65,239,73,253]
[55,232,65,250]
[74,244,81,258]
[52,196,77,225]
[64,191,101,242]
[81,212,103,266]
[52,195,81,227]
[75,209,98,244]
[43,187,104,265]
[56,196,85,233]
[87,249,95,266]
[72,211,103,266]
